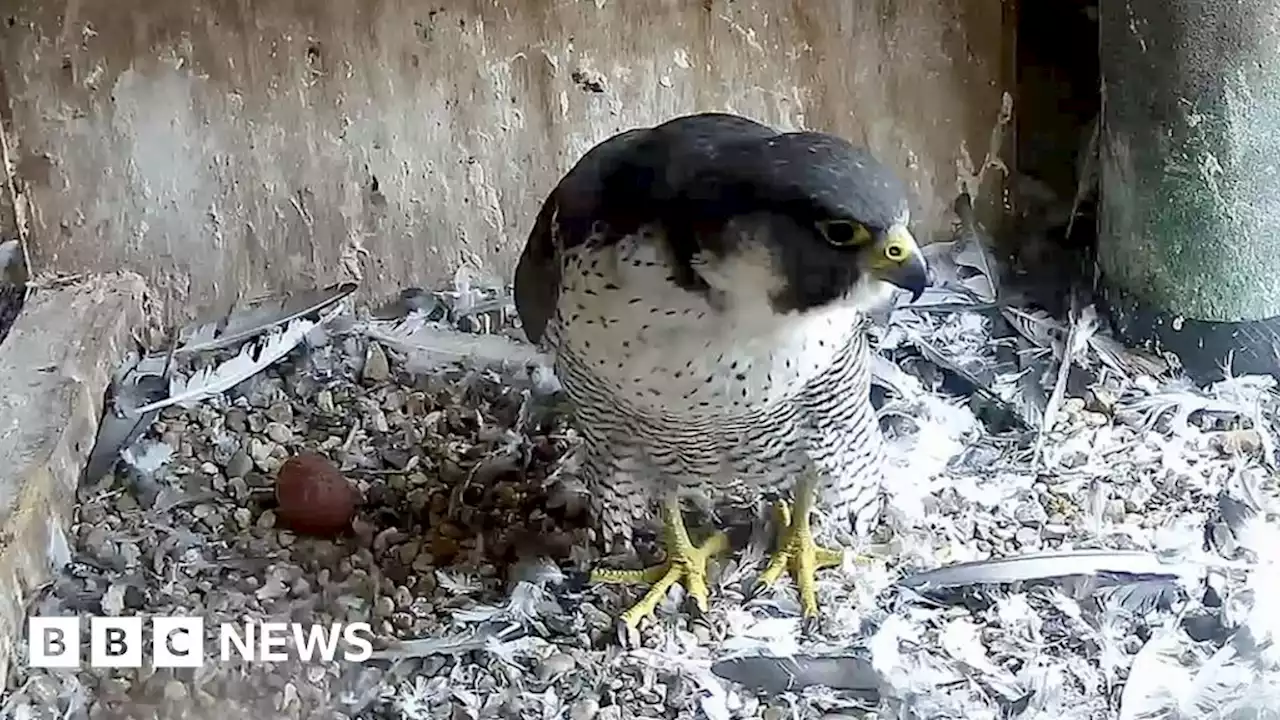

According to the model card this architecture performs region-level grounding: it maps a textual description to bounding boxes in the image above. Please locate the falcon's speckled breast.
[544,226,887,547]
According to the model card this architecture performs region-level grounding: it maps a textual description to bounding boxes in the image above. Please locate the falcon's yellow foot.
[756,478,845,620]
[590,494,730,632]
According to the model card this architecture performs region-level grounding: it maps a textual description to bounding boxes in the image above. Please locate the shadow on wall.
[0,0,1009,322]
[1007,0,1100,288]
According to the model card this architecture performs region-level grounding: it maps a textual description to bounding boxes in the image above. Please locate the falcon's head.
[675,129,929,315]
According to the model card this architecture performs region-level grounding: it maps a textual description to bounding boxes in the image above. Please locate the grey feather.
[1066,114,1099,242]
[1000,305,1063,353]
[1096,579,1185,616]
[84,357,169,484]
[1034,301,1098,462]
[950,192,1000,303]
[370,624,527,660]
[712,654,880,698]
[896,550,1194,590]
[359,312,548,373]
[132,309,340,417]
[173,282,355,357]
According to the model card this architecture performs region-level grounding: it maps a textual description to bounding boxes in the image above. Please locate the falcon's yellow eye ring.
[818,220,872,247]
[885,243,907,261]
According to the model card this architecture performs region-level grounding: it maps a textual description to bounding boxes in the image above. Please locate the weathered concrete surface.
[0,273,150,682]
[1100,0,1280,323]
[0,0,1011,324]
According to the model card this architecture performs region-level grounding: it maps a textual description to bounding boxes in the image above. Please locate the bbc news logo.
[28,616,374,668]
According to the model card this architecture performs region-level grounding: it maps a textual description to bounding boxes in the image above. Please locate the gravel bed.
[3,281,1278,720]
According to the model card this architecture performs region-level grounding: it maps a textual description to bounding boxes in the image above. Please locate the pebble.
[1014,526,1041,547]
[1042,523,1071,539]
[383,389,406,412]
[265,422,293,444]
[248,437,275,470]
[569,697,600,720]
[363,342,391,383]
[1013,497,1048,526]
[163,680,189,702]
[406,392,428,416]
[538,653,577,681]
[1083,411,1109,427]
[116,492,139,513]
[119,542,142,568]
[374,595,395,618]
[316,389,336,414]
[266,402,294,425]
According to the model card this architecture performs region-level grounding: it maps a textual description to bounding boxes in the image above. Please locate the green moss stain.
[1099,0,1280,322]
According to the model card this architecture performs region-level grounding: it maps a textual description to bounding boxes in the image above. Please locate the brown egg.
[274,452,359,537]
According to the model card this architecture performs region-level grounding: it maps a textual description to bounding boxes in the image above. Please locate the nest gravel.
[3,277,1280,720]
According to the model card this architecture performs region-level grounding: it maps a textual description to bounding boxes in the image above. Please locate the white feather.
[1118,622,1194,720]
[359,312,546,373]
[1035,303,1098,462]
[131,311,332,416]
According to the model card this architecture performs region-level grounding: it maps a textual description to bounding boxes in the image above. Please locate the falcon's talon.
[614,619,640,649]
[800,615,822,637]
[756,478,846,619]
[589,494,729,630]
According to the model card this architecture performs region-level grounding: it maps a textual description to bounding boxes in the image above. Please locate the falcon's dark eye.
[818,220,871,247]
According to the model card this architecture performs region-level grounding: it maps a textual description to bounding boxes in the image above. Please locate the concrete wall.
[0,0,1012,323]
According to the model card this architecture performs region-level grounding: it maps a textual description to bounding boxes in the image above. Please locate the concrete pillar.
[1099,0,1280,382]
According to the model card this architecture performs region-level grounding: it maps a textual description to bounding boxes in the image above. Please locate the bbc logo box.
[28,616,206,669]
[28,616,374,668]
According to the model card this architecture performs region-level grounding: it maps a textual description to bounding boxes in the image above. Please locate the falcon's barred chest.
[544,223,886,546]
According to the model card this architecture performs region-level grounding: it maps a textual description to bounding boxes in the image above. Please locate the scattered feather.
[119,439,174,477]
[950,192,1001,303]
[1035,301,1098,461]
[173,282,356,356]
[131,310,337,416]
[358,312,547,375]
[898,550,1194,590]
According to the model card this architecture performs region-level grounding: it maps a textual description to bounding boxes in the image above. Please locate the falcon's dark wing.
[513,113,779,345]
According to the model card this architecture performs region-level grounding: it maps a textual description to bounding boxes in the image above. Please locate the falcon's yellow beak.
[866,224,928,302]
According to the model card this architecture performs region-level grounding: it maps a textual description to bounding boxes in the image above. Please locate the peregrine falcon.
[514,113,928,630]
